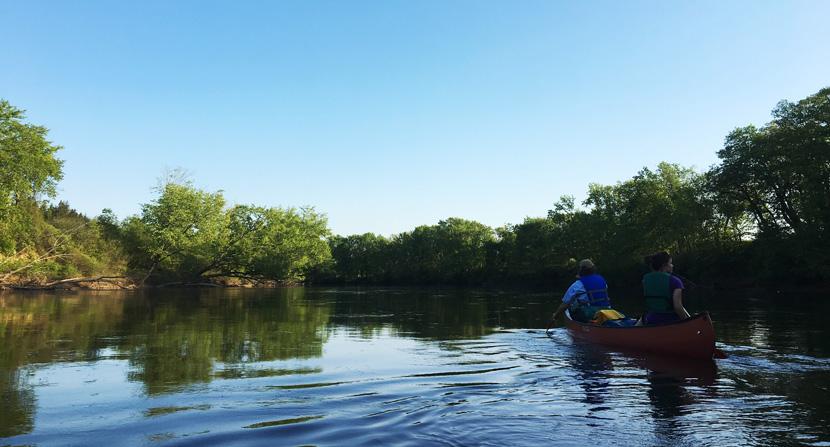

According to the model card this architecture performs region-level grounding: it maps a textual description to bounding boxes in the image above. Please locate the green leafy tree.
[381,218,495,284]
[0,100,63,253]
[500,217,560,281]
[39,202,126,277]
[242,206,332,282]
[0,102,122,283]
[130,181,228,283]
[114,180,332,284]
[431,218,495,283]
[710,87,830,279]
[712,88,830,238]
[329,233,390,282]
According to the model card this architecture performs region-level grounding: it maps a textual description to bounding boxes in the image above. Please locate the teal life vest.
[642,271,673,312]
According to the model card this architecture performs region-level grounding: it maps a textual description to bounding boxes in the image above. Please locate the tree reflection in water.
[120,288,331,394]
[0,288,333,435]
[0,369,34,438]
[1,288,828,445]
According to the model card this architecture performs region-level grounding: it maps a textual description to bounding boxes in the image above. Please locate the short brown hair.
[578,258,596,276]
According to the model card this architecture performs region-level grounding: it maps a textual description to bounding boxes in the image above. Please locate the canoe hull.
[565,311,717,360]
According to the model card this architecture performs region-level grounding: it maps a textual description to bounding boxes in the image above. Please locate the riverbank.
[0,276,299,291]
[5,273,829,294]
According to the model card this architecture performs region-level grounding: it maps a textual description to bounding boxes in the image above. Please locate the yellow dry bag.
[590,309,626,325]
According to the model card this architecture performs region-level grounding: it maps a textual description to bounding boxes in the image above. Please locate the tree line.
[320,87,830,287]
[1,88,828,288]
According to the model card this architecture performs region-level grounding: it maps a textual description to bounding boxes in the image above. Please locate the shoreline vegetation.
[1,88,828,291]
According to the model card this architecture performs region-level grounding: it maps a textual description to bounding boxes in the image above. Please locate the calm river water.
[1,287,828,446]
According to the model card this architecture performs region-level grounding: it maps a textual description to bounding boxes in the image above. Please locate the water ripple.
[243,415,324,429]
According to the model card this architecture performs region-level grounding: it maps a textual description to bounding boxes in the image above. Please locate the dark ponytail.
[645,251,671,271]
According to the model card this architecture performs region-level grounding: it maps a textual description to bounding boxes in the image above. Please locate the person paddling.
[552,259,612,323]
[642,251,690,325]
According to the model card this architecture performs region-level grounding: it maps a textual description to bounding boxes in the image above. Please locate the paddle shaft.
[545,318,555,336]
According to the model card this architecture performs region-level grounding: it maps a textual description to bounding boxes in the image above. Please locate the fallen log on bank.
[3,276,132,290]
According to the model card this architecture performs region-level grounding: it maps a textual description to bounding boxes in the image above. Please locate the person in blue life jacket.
[551,259,612,323]
[641,251,691,325]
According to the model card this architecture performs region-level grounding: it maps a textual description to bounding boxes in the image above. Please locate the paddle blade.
[713,348,728,359]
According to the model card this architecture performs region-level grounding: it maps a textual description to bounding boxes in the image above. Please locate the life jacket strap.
[586,288,609,304]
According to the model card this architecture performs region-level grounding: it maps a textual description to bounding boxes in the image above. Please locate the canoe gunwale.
[564,310,711,330]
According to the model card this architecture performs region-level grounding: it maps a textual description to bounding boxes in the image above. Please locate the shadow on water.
[640,354,718,446]
[566,337,717,418]
[567,343,614,411]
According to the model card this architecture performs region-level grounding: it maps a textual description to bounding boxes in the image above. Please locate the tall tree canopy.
[113,180,332,284]
[709,87,830,278]
[0,100,63,253]
[712,88,830,239]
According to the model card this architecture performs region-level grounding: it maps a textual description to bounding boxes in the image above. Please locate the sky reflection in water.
[0,287,828,446]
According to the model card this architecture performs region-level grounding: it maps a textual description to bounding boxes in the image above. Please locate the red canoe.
[564,310,719,360]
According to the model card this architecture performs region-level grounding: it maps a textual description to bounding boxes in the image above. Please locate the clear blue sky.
[2,1,828,236]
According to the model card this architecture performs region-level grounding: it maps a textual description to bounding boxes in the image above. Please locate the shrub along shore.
[1,88,828,290]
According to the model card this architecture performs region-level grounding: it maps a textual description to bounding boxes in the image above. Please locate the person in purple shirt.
[641,251,691,325]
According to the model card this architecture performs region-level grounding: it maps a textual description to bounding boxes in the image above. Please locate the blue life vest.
[577,274,610,307]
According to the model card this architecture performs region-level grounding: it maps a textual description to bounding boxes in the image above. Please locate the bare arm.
[673,289,690,319]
